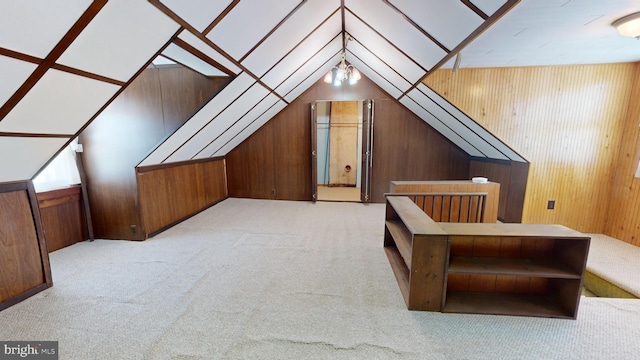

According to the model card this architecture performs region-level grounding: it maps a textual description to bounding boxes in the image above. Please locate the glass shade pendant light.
[323,34,360,86]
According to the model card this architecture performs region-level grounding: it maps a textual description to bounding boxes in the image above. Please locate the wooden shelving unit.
[384,196,590,319]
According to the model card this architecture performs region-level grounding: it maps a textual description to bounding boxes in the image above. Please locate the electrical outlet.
[547,200,555,210]
[130,225,137,234]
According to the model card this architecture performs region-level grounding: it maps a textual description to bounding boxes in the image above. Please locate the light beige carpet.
[1,198,639,359]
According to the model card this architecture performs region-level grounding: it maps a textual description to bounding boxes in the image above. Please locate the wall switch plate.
[547,200,555,210]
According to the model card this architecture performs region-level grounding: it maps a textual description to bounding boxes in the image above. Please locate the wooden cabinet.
[384,196,590,319]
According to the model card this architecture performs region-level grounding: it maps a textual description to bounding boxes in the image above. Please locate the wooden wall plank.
[137,158,227,236]
[79,66,229,239]
[425,64,636,233]
[604,63,640,245]
[227,75,470,202]
[37,186,87,252]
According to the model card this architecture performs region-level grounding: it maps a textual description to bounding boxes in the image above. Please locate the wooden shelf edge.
[447,256,582,279]
[443,292,575,319]
[384,246,410,307]
[385,220,412,267]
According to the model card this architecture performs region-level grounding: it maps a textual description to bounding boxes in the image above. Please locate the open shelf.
[385,220,412,268]
[383,246,410,305]
[442,292,574,319]
[447,256,582,279]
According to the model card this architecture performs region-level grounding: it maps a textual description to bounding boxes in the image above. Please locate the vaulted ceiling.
[0,0,637,183]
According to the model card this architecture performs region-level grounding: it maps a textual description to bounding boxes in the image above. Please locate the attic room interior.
[2,0,640,358]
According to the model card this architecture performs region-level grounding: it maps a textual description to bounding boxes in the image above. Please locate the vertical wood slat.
[425,64,636,234]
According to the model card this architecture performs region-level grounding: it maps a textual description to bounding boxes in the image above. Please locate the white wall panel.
[260,13,340,89]
[213,101,287,156]
[283,53,342,102]
[196,94,280,158]
[207,0,301,60]
[345,55,403,99]
[400,96,484,158]
[160,0,231,32]
[164,83,270,163]
[138,73,255,166]
[242,0,338,77]
[162,44,226,76]
[0,69,119,135]
[345,12,424,84]
[0,137,68,182]
[417,84,525,161]
[388,0,482,51]
[345,0,446,70]
[57,0,180,82]
[346,44,412,93]
[0,56,37,106]
[0,0,91,58]
[407,87,508,160]
[470,0,508,16]
[275,37,342,97]
[178,31,240,74]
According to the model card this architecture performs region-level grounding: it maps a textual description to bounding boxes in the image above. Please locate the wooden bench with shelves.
[384,196,590,319]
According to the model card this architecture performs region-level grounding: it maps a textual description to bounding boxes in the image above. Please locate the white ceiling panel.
[339,53,404,99]
[345,0,447,70]
[0,69,120,135]
[0,0,92,58]
[139,73,255,166]
[388,0,483,51]
[283,53,342,102]
[57,0,180,82]
[162,44,227,76]
[407,86,508,160]
[275,37,342,97]
[399,96,485,158]
[260,12,341,89]
[196,94,281,158]
[164,83,270,163]
[160,0,232,32]
[346,43,412,92]
[152,55,176,66]
[416,84,525,161]
[0,137,69,182]
[0,55,37,106]
[213,100,287,156]
[345,12,424,84]
[241,0,339,77]
[206,0,302,60]
[470,0,508,17]
[178,31,241,74]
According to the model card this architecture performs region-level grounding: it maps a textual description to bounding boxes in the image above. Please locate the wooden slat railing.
[385,192,488,223]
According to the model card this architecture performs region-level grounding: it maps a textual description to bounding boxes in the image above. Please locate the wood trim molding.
[172,37,236,76]
[202,0,241,35]
[0,0,108,121]
[382,0,450,53]
[461,0,489,20]
[137,155,225,173]
[238,0,308,62]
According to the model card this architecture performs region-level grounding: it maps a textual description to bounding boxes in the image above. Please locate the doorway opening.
[312,100,373,203]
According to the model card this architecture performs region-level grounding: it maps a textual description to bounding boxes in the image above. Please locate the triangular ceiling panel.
[1,0,530,184]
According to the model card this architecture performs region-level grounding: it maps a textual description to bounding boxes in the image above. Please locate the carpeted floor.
[1,198,640,359]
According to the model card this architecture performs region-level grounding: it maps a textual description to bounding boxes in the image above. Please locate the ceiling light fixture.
[613,12,640,38]
[324,34,361,86]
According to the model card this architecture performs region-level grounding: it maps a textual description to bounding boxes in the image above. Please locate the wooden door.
[361,99,374,203]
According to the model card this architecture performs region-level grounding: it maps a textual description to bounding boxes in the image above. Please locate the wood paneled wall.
[0,181,52,311]
[137,158,228,237]
[604,63,640,245]
[469,159,529,223]
[79,65,230,239]
[226,75,470,202]
[425,64,636,233]
[37,186,87,252]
